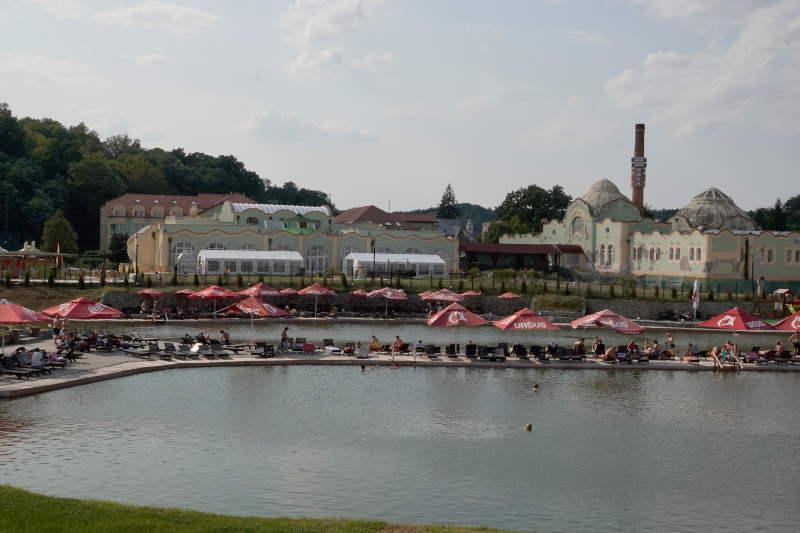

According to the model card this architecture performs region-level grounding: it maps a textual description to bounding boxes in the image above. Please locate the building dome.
[580,179,634,213]
[671,187,758,231]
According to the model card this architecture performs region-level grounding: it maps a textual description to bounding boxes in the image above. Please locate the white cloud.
[567,30,609,44]
[247,109,377,143]
[96,1,218,34]
[28,0,81,19]
[607,0,800,136]
[632,0,774,20]
[0,52,105,88]
[134,52,168,65]
[457,95,491,115]
[282,0,383,47]
[518,96,610,148]
[290,47,391,77]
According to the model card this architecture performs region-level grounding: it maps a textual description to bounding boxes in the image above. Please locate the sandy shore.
[1,338,798,399]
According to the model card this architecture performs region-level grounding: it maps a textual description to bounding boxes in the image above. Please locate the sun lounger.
[465,344,477,359]
[211,345,232,359]
[446,344,458,359]
[513,344,529,360]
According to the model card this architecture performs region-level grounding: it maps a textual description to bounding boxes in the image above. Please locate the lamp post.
[134,234,139,276]
[371,238,376,284]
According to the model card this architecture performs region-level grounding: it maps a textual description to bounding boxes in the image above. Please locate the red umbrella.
[225,296,289,317]
[280,287,298,295]
[498,292,520,299]
[0,299,47,324]
[239,282,280,298]
[571,309,644,335]
[189,285,241,318]
[697,307,772,330]
[350,289,369,297]
[494,308,559,331]
[774,311,800,331]
[460,290,482,297]
[175,288,195,295]
[368,287,407,317]
[419,290,434,299]
[137,288,163,297]
[42,297,123,319]
[422,289,464,302]
[298,283,335,317]
[427,303,487,327]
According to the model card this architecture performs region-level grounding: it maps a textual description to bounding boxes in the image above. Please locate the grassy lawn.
[0,486,518,533]
[0,286,110,311]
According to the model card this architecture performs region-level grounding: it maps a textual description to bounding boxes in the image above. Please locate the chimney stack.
[631,123,646,210]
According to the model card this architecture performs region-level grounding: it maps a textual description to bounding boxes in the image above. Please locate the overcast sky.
[2,0,798,212]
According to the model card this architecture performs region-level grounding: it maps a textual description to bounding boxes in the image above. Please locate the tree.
[67,152,125,249]
[0,103,26,158]
[495,184,571,233]
[482,216,530,243]
[111,154,168,193]
[437,184,461,219]
[41,210,78,253]
[108,233,130,263]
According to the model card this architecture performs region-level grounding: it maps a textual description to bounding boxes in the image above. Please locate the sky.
[1,0,799,212]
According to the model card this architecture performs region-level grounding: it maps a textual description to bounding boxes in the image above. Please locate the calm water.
[1,366,799,532]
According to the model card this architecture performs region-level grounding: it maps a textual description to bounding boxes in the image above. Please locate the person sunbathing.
[573,338,586,355]
[682,343,698,362]
[602,346,618,361]
[369,336,381,353]
[391,336,403,353]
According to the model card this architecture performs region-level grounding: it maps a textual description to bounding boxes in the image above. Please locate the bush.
[520,280,528,294]
[258,275,264,283]
[707,290,715,301]
[654,286,660,299]
[727,291,733,301]
[630,286,637,299]
[609,284,615,298]
[437,277,443,289]
[78,274,85,290]
[170,273,177,286]
[100,270,107,288]
[217,275,224,286]
[123,268,129,287]
[542,281,548,294]
[145,275,153,288]
[584,283,592,297]
[671,287,678,299]
[500,280,506,293]
[47,271,55,288]
[236,274,244,288]
[340,273,349,289]
[23,270,30,288]
[193,273,200,287]
[563,284,571,296]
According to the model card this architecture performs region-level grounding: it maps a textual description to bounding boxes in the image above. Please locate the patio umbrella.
[427,303,487,327]
[280,287,298,295]
[189,285,241,318]
[368,287,407,317]
[460,290,482,297]
[498,292,521,299]
[239,282,280,298]
[298,283,335,317]
[224,296,289,347]
[494,308,559,331]
[570,309,644,335]
[350,289,369,297]
[0,299,47,354]
[696,307,772,330]
[175,288,195,295]
[137,288,163,298]
[419,290,434,299]
[774,311,800,331]
[422,289,464,302]
[42,297,124,320]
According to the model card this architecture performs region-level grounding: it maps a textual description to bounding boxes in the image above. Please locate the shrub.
[609,284,615,298]
[47,271,55,288]
[458,279,464,292]
[654,286,660,299]
[100,270,107,288]
[170,273,177,285]
[23,270,30,288]
[671,287,678,299]
[437,277,443,289]
[193,273,200,287]
[727,291,733,301]
[78,274,85,290]
[236,274,244,288]
[520,280,528,294]
[707,290,715,301]
[145,275,153,288]
[584,283,592,297]
[630,286,637,299]
[123,268,129,287]
[563,284,571,296]
[217,275,224,286]
[340,273,349,289]
[500,280,506,293]
[542,281,548,294]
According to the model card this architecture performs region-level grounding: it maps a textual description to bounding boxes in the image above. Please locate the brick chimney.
[631,123,646,210]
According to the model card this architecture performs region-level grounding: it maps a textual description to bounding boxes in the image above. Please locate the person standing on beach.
[52,318,61,340]
[281,327,289,349]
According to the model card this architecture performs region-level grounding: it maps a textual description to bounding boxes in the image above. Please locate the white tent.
[197,250,304,276]
[343,252,447,278]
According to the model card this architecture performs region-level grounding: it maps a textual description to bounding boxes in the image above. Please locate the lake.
[1,366,798,532]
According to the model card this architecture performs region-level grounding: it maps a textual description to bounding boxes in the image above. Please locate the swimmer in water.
[360,365,366,370]
[532,383,540,391]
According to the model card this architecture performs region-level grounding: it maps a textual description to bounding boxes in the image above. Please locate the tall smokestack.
[631,123,646,210]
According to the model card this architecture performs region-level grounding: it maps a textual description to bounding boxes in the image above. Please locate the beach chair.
[342,342,356,356]
[513,344,529,360]
[445,344,458,359]
[198,344,215,359]
[292,338,306,353]
[211,345,231,359]
[465,344,477,359]
[425,344,440,360]
[498,342,510,357]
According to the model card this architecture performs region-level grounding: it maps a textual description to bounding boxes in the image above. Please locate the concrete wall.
[585,298,739,320]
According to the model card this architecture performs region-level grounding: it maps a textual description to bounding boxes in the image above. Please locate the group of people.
[595,333,677,361]
[11,345,50,369]
[368,335,407,354]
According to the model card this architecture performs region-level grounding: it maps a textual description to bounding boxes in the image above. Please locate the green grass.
[0,486,519,533]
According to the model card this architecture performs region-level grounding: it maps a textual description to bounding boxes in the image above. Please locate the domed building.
[501,124,800,287]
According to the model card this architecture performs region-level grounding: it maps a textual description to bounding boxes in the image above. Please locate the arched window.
[795,250,800,263]
[404,247,421,254]
[649,247,654,261]
[767,249,774,263]
[631,246,637,261]
[656,247,661,260]
[600,244,606,265]
[696,247,702,262]
[207,242,225,250]
[171,242,194,266]
[151,206,164,217]
[133,206,145,217]
[240,243,257,251]
[246,216,259,225]
[669,247,674,261]
[675,247,681,260]
[786,249,792,264]
[112,204,126,216]
[607,244,614,265]
[571,217,584,235]
[306,245,328,274]
[689,248,695,261]
[170,206,183,217]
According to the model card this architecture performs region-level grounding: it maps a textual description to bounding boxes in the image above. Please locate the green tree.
[107,233,130,263]
[67,152,125,249]
[111,154,168,193]
[41,210,79,253]
[437,184,461,219]
[482,216,530,243]
[495,184,572,233]
[0,103,26,158]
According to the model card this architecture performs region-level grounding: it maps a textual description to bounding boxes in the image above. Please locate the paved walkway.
[2,340,797,399]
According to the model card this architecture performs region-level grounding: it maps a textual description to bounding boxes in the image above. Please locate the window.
[246,216,259,225]
[240,261,253,273]
[675,247,681,261]
[133,206,145,217]
[208,243,225,250]
[796,250,800,263]
[600,244,606,265]
[432,264,445,275]
[257,261,270,273]
[206,260,220,273]
[170,207,183,217]
[224,260,237,273]
[566,254,579,266]
[631,246,637,261]
[689,248,695,261]
[696,248,702,262]
[151,206,164,217]
[173,242,194,255]
[110,223,126,235]
[306,245,328,275]
[656,247,661,260]
[649,247,654,261]
[112,205,125,216]
[786,250,793,264]
[767,249,775,264]
[669,247,674,261]
[240,243,257,251]
[272,261,286,273]
[607,244,614,265]
[571,217,584,235]
[404,247,421,254]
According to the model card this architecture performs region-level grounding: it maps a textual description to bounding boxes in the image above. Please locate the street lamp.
[134,233,139,276]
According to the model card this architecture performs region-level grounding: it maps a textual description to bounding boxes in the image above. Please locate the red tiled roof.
[394,213,437,223]
[101,193,256,217]
[459,241,585,255]
[334,205,426,230]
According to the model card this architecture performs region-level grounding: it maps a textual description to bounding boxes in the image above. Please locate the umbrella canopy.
[494,308,559,331]
[774,311,800,331]
[189,285,241,300]
[350,289,369,297]
[367,287,408,300]
[280,287,298,295]
[298,283,335,296]
[42,297,123,319]
[0,299,47,324]
[497,292,521,299]
[460,290,482,297]
[571,309,644,335]
[422,289,464,302]
[418,290,434,299]
[137,288,163,298]
[427,303,487,327]
[697,307,772,330]
[225,296,289,317]
[175,288,195,295]
[239,282,280,298]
